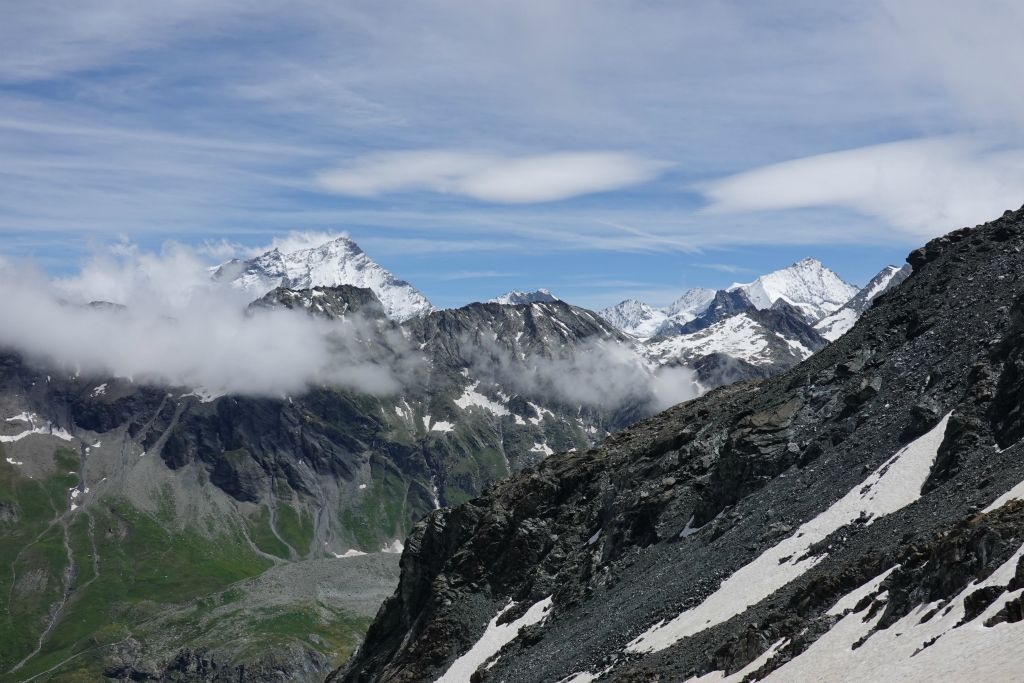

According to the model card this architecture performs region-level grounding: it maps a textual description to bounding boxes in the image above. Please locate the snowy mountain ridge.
[814,264,912,341]
[599,288,715,339]
[489,288,560,305]
[727,257,859,322]
[213,235,434,321]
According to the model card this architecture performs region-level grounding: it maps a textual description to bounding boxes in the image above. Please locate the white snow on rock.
[489,289,559,305]
[0,412,74,443]
[644,313,812,367]
[665,288,718,321]
[983,478,1024,513]
[814,307,860,342]
[683,638,790,683]
[814,264,908,341]
[527,402,555,426]
[627,413,951,654]
[599,299,668,339]
[455,383,510,416]
[862,265,903,301]
[747,542,1024,682]
[600,288,715,339]
[332,549,368,559]
[381,539,405,554]
[435,596,554,683]
[181,388,224,403]
[215,235,433,321]
[826,566,899,617]
[729,258,858,322]
[531,442,554,456]
[431,420,454,433]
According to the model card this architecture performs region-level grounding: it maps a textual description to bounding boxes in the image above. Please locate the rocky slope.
[334,206,1024,682]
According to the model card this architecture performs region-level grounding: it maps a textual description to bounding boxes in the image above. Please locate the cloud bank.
[468,336,700,414]
[0,240,693,416]
[316,151,670,203]
[0,244,416,397]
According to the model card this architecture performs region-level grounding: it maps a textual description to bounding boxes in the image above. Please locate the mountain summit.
[213,235,433,321]
[728,257,859,322]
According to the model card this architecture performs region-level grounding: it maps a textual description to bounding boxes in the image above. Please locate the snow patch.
[435,597,554,683]
[181,387,224,403]
[754,543,1024,681]
[0,417,74,443]
[983,478,1024,513]
[381,539,404,554]
[531,442,554,456]
[455,382,510,416]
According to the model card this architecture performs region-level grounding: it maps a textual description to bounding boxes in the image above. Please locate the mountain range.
[0,231,915,681]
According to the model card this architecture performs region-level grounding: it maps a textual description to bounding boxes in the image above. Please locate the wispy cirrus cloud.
[4,0,1024,307]
[315,151,670,203]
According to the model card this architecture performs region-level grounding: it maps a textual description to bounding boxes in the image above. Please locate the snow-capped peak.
[665,288,716,320]
[214,235,433,321]
[489,288,560,305]
[728,258,858,322]
[600,288,716,339]
[599,299,667,338]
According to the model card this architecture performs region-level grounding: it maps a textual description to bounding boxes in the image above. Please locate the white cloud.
[3,243,418,397]
[699,137,1024,237]
[468,336,700,413]
[315,150,670,203]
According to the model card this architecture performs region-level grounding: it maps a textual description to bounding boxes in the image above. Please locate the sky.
[3,1,1024,309]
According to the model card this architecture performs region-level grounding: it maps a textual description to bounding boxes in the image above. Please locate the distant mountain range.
[0,233,913,680]
[216,237,908,389]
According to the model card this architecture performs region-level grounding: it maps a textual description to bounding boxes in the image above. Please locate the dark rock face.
[672,290,755,335]
[251,284,388,320]
[335,206,1024,682]
[753,300,828,353]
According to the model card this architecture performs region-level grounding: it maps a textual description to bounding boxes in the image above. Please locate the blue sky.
[2,1,1024,309]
